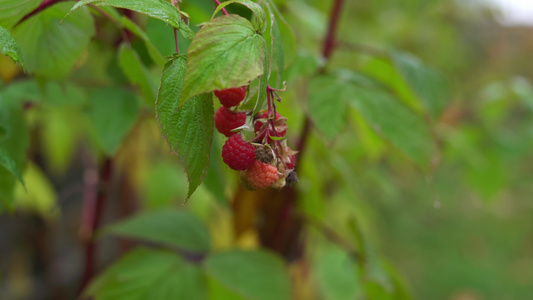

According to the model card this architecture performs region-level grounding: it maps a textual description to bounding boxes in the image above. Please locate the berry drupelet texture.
[215,106,246,137]
[214,86,247,107]
[222,134,256,170]
[245,161,279,189]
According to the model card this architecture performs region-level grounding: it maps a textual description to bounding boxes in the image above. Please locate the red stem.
[78,157,113,295]
[213,0,229,15]
[16,0,66,26]
[171,0,180,53]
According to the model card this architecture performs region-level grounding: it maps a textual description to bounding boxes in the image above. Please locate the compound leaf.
[103,209,211,253]
[85,247,207,300]
[156,54,214,199]
[205,250,291,300]
[68,0,194,39]
[181,15,265,104]
[12,3,95,79]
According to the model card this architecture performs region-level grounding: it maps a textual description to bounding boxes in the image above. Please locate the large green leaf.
[392,52,450,118]
[87,88,140,155]
[0,102,29,211]
[181,14,265,103]
[156,54,214,199]
[68,0,194,39]
[103,209,211,253]
[308,75,349,139]
[0,25,23,66]
[313,243,360,300]
[211,0,266,32]
[205,250,291,300]
[85,247,207,300]
[348,87,435,168]
[0,0,41,29]
[117,43,157,103]
[11,3,94,79]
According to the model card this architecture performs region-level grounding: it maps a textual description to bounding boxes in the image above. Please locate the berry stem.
[78,156,113,295]
[15,0,65,26]
[171,0,180,53]
[213,0,229,15]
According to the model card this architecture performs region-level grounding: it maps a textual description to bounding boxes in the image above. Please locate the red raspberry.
[245,161,279,189]
[222,135,256,170]
[214,86,247,107]
[215,106,246,137]
[254,112,287,143]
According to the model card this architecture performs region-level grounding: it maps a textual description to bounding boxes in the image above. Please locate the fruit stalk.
[171,0,180,53]
[213,0,229,15]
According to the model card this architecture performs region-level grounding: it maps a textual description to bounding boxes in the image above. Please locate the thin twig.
[16,0,66,26]
[213,0,229,15]
[171,0,180,53]
[78,157,113,295]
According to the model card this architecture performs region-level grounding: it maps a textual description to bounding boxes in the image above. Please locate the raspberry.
[254,112,286,143]
[222,135,256,170]
[214,86,247,107]
[215,106,246,137]
[245,161,279,189]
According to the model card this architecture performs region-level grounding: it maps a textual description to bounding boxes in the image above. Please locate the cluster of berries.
[213,86,297,190]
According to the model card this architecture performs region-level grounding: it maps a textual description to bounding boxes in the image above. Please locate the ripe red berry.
[214,86,247,107]
[215,106,246,137]
[254,111,286,143]
[222,134,256,170]
[245,161,279,189]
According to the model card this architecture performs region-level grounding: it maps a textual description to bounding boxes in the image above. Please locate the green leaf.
[363,57,423,114]
[14,162,58,219]
[103,209,211,253]
[0,102,29,212]
[392,52,450,118]
[264,0,296,81]
[0,0,41,29]
[181,15,265,103]
[156,54,214,199]
[117,43,157,103]
[308,75,349,139]
[313,243,360,300]
[119,16,165,66]
[348,87,435,168]
[205,250,291,300]
[266,3,283,79]
[211,0,266,32]
[11,3,95,79]
[0,26,23,66]
[202,134,227,205]
[0,145,24,187]
[87,88,140,155]
[68,0,194,39]
[85,247,207,300]
[252,42,269,115]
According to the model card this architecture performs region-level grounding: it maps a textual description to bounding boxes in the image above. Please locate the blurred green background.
[1,0,533,299]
